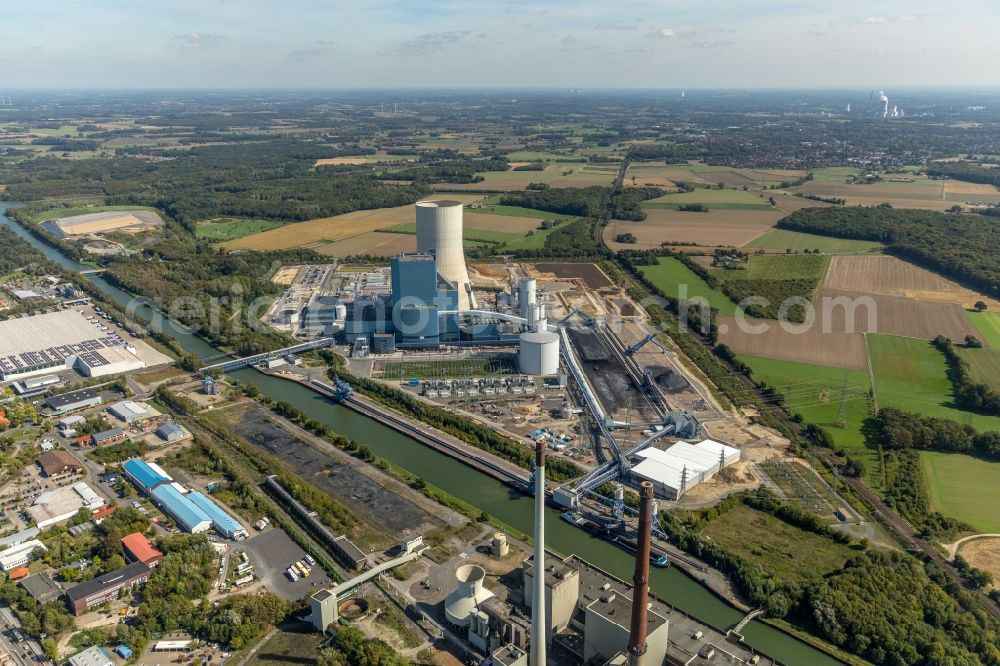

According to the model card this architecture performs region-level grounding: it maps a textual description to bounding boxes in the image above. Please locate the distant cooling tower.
[415,200,474,310]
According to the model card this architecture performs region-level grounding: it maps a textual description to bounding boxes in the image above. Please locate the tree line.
[500,185,664,221]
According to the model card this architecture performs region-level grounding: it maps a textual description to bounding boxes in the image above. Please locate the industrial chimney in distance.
[628,481,655,666]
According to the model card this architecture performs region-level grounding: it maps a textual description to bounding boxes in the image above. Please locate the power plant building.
[390,253,459,344]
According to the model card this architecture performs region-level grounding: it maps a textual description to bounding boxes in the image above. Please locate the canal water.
[0,202,842,665]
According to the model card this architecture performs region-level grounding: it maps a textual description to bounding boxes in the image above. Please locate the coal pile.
[650,366,690,394]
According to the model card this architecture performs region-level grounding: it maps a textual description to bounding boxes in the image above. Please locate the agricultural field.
[793,173,956,211]
[955,347,1000,391]
[196,218,285,241]
[823,255,1000,310]
[381,222,523,245]
[642,188,776,211]
[604,208,782,249]
[720,317,869,372]
[471,203,575,224]
[637,257,733,312]
[314,153,417,166]
[28,124,80,136]
[435,163,618,191]
[957,538,1000,586]
[968,311,1000,348]
[866,333,1000,431]
[310,231,416,257]
[816,289,982,342]
[699,505,857,583]
[738,355,872,449]
[221,194,482,251]
[922,452,1000,533]
[624,162,806,189]
[373,353,518,380]
[746,229,883,254]
[716,254,829,282]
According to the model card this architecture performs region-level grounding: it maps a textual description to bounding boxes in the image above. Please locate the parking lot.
[240,528,333,600]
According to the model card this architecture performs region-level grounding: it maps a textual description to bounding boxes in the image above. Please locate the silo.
[519,331,560,376]
[415,200,474,310]
[519,278,537,318]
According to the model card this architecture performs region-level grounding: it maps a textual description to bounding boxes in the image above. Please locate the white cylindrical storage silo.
[519,331,560,376]
[415,200,474,310]
[334,302,347,320]
[519,278,536,317]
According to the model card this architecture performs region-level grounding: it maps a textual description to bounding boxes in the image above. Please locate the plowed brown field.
[604,208,782,249]
[716,315,869,371]
[823,255,1000,310]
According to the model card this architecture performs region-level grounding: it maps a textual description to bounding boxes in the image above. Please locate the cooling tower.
[415,200,474,310]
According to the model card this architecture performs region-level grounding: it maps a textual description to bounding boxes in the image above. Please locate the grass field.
[746,229,884,254]
[374,354,518,380]
[716,254,829,282]
[196,218,284,241]
[956,347,1000,390]
[31,205,155,223]
[867,333,1000,431]
[29,125,79,136]
[700,505,857,583]
[922,451,1000,533]
[471,204,575,222]
[644,188,775,210]
[437,163,618,191]
[245,628,321,666]
[968,311,1000,348]
[638,257,733,312]
[738,355,873,450]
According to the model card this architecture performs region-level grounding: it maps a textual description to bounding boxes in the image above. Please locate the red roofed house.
[121,532,163,568]
[7,567,29,581]
[90,505,117,524]
[0,411,9,428]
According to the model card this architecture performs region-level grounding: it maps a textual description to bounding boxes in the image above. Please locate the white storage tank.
[519,331,560,376]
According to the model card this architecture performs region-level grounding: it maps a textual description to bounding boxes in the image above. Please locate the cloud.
[316,38,335,45]
[594,21,636,31]
[899,15,918,23]
[658,28,677,38]
[859,16,888,24]
[289,47,330,60]
[174,32,225,49]
[691,40,734,50]
[377,30,469,56]
[807,30,827,38]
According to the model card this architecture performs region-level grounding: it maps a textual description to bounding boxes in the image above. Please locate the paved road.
[0,604,50,666]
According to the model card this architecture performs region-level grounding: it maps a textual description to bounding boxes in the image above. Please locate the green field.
[644,188,775,210]
[29,125,79,137]
[196,218,285,241]
[715,254,829,282]
[375,354,518,380]
[31,205,155,223]
[922,451,1000,533]
[967,311,1000,348]
[471,204,575,222]
[746,229,884,254]
[381,222,522,245]
[738,355,873,451]
[638,257,733,312]
[700,505,857,583]
[955,346,1000,390]
[867,334,1000,431]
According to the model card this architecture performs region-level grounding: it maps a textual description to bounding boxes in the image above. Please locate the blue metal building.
[150,485,212,533]
[122,459,170,494]
[186,491,248,539]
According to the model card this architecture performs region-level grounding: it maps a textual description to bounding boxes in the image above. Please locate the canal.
[0,202,843,665]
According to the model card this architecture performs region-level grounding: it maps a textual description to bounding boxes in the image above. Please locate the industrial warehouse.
[0,308,165,381]
[122,459,248,539]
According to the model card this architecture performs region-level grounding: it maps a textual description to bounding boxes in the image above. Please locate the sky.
[4,0,1000,89]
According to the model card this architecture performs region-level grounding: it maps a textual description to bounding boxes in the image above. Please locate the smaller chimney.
[628,481,654,666]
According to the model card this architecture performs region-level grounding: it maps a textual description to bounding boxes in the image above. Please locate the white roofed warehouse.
[629,439,741,500]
